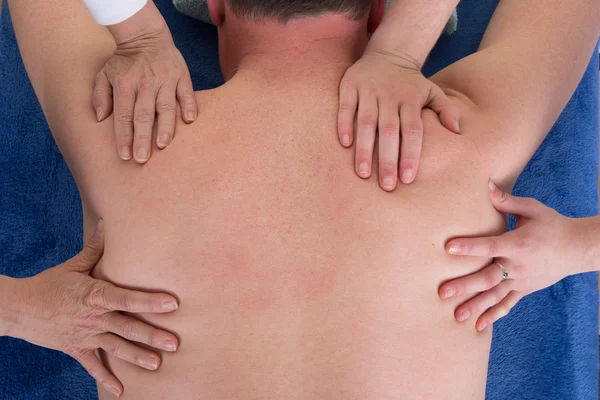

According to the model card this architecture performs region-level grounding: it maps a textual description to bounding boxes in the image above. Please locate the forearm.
[0,275,27,338]
[369,0,460,68]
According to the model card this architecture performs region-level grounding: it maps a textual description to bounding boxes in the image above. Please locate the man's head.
[207,0,386,79]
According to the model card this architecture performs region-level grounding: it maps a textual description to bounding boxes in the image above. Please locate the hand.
[337,48,460,191]
[93,1,197,164]
[16,221,179,398]
[439,180,586,331]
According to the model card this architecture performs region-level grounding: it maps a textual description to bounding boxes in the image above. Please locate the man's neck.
[219,13,369,85]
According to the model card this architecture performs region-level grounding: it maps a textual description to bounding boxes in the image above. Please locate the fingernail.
[478,321,489,331]
[106,385,121,398]
[186,111,196,122]
[96,219,104,235]
[96,107,103,122]
[382,176,394,190]
[136,148,148,162]
[488,179,497,192]
[120,146,132,160]
[454,118,460,132]
[162,340,177,351]
[158,134,171,147]
[162,300,178,311]
[401,170,413,183]
[457,310,471,322]
[342,134,350,147]
[443,288,456,298]
[358,162,369,177]
[143,357,158,370]
[448,244,462,254]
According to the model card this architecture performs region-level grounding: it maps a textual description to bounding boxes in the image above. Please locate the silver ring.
[497,262,509,281]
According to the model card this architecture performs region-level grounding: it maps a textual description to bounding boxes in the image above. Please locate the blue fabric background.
[0,0,598,399]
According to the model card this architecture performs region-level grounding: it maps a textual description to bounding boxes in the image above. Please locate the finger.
[354,91,378,179]
[399,104,424,184]
[488,180,544,218]
[132,76,157,164]
[377,99,400,191]
[176,75,197,123]
[454,279,513,323]
[102,312,178,352]
[97,333,161,371]
[439,261,508,299]
[338,77,358,147]
[77,351,123,398]
[70,220,105,272]
[476,290,523,331]
[155,82,178,149]
[113,75,136,160]
[90,282,179,314]
[426,84,460,133]
[445,230,517,258]
[92,70,114,122]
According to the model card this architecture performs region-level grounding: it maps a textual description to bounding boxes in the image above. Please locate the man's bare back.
[83,69,503,399]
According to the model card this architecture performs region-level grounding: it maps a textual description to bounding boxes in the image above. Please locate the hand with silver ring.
[438,180,589,332]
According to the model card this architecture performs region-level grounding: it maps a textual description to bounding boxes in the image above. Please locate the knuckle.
[492,290,503,304]
[121,294,135,313]
[115,111,134,126]
[107,339,122,357]
[119,321,138,340]
[134,110,156,125]
[86,283,108,309]
[340,78,355,91]
[355,149,372,161]
[379,123,400,138]
[139,77,156,92]
[357,114,377,129]
[178,88,195,102]
[496,305,509,318]
[482,273,497,291]
[84,313,105,329]
[116,76,133,92]
[156,101,177,114]
[339,102,356,113]
[379,161,397,175]
[402,125,423,139]
[60,341,80,357]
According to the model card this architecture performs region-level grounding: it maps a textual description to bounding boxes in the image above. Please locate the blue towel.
[0,0,597,399]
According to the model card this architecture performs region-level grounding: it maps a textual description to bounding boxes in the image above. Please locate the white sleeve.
[83,0,148,26]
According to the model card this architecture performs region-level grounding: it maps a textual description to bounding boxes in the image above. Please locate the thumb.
[488,180,543,218]
[426,84,460,133]
[69,220,105,273]
[92,70,114,122]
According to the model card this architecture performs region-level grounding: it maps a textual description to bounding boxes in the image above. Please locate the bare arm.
[373,0,461,68]
[431,0,600,189]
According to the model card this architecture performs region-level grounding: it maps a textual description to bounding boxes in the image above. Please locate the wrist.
[574,215,600,274]
[0,275,29,338]
[107,0,170,47]
[366,31,425,70]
